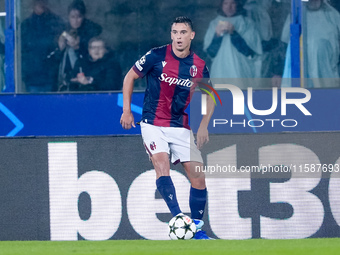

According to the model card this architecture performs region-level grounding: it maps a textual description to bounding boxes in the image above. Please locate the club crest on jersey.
[150,141,156,151]
[190,65,197,77]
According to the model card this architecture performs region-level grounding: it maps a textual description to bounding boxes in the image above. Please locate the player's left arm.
[197,95,215,149]
[196,64,215,149]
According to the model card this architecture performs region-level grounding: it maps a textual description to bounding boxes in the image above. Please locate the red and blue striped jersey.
[133,44,209,129]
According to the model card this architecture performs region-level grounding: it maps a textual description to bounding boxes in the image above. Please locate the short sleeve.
[133,49,157,78]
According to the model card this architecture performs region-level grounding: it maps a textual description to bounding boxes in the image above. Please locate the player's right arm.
[120,48,156,129]
[120,68,140,130]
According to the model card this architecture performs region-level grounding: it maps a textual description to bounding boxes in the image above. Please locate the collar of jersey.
[170,44,193,61]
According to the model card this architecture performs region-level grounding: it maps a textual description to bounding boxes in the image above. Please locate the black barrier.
[0,133,339,240]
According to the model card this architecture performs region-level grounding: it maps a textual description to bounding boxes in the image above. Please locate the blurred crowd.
[1,0,340,93]
[204,0,340,89]
[21,0,122,92]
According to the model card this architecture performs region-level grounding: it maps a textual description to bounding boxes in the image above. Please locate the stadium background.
[0,0,340,241]
[12,0,291,91]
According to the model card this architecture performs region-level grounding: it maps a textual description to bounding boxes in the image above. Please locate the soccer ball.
[168,214,197,240]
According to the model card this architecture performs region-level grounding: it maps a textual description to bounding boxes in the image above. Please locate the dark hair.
[171,16,194,31]
[68,29,78,39]
[217,0,246,17]
[68,0,86,16]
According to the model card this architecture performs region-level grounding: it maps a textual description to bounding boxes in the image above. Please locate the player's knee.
[152,156,170,176]
[190,177,206,190]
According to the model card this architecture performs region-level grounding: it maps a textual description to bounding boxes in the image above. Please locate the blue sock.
[156,176,182,217]
[190,187,207,220]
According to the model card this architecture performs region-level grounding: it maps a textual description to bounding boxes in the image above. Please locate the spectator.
[56,29,81,91]
[61,0,102,58]
[281,0,340,88]
[54,0,102,91]
[21,0,65,92]
[203,0,262,89]
[244,0,275,79]
[68,37,122,91]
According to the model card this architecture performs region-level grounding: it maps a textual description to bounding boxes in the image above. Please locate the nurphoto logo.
[200,84,311,129]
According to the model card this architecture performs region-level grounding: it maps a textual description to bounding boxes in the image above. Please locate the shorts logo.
[150,141,156,151]
[190,65,197,77]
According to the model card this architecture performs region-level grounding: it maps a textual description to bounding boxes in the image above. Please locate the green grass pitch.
[0,238,339,255]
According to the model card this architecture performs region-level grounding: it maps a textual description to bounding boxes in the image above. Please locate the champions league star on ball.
[168,214,197,240]
[120,16,215,240]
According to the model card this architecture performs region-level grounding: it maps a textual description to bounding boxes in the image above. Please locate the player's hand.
[196,125,209,150]
[120,111,136,130]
